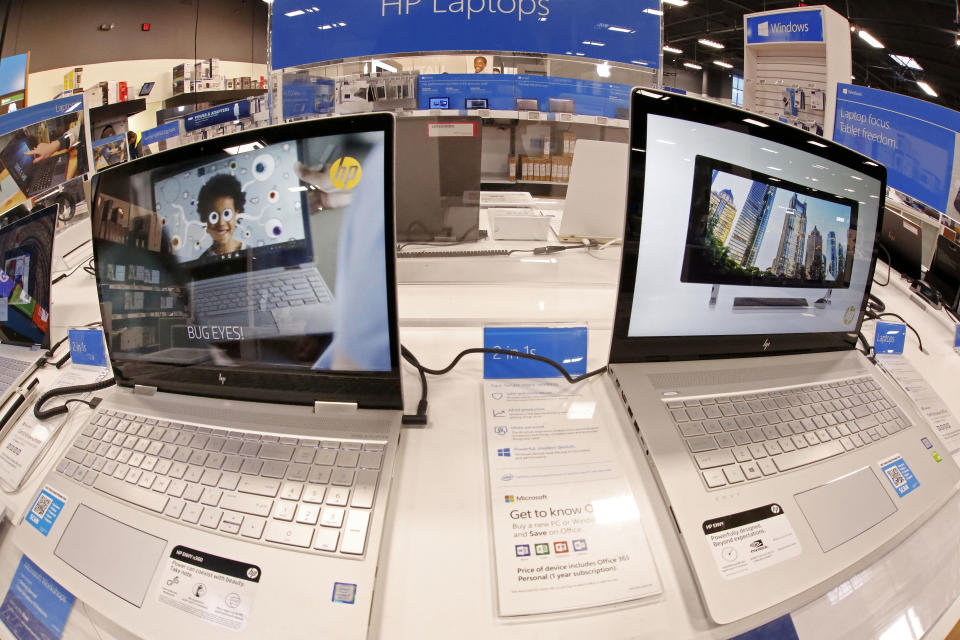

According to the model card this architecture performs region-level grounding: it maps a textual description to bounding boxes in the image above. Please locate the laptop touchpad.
[55,504,167,607]
[794,467,897,552]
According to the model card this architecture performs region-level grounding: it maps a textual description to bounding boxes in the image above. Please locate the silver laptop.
[15,115,403,639]
[0,205,57,406]
[552,139,629,243]
[607,89,960,623]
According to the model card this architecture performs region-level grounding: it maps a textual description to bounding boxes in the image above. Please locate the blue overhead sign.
[746,10,824,44]
[141,122,180,147]
[271,0,661,70]
[834,83,960,216]
[184,100,251,132]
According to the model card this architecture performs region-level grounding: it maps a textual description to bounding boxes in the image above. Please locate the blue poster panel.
[271,0,661,70]
[834,83,960,216]
[746,9,824,45]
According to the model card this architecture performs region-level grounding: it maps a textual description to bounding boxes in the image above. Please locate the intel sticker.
[483,326,587,379]
[879,455,919,498]
[332,582,356,604]
[26,486,67,536]
[68,329,108,367]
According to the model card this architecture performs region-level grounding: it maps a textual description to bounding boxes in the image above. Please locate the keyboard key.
[93,474,168,513]
[748,444,766,459]
[183,485,204,502]
[757,458,777,476]
[295,504,321,525]
[308,466,333,485]
[723,465,745,484]
[280,482,303,501]
[241,517,267,539]
[732,431,750,446]
[694,450,735,469]
[238,477,281,497]
[182,504,203,524]
[702,469,726,488]
[164,499,185,519]
[772,441,844,472]
[340,510,370,555]
[351,470,378,509]
[686,436,718,453]
[221,493,273,517]
[261,462,288,479]
[313,528,339,552]
[293,447,316,465]
[320,507,345,528]
[273,500,297,521]
[265,521,313,548]
[715,434,735,449]
[741,461,762,480]
[331,469,355,486]
[200,488,223,506]
[200,507,223,529]
[258,444,295,462]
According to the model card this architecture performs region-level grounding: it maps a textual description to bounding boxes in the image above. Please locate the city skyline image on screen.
[682,156,858,289]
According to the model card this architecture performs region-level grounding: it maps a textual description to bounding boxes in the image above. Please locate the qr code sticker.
[885,465,906,488]
[32,494,53,519]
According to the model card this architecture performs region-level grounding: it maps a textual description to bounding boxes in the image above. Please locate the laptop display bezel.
[610,89,886,363]
[91,114,402,409]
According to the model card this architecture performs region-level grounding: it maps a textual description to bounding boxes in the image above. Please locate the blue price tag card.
[483,326,587,379]
[874,322,906,354]
[68,329,107,367]
[0,555,75,640]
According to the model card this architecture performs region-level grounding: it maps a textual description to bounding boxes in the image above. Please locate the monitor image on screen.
[681,156,858,290]
[0,205,56,347]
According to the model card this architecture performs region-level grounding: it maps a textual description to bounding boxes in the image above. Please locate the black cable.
[52,257,93,284]
[34,377,116,420]
[857,331,873,358]
[399,345,607,426]
[873,244,891,286]
[867,310,925,353]
[868,293,886,313]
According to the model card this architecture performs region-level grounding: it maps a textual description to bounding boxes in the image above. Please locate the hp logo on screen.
[218,373,227,385]
[762,339,771,351]
[330,156,362,190]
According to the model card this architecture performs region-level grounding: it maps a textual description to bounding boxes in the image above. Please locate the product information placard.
[271,0,661,70]
[483,379,661,616]
[0,555,75,640]
[876,355,960,455]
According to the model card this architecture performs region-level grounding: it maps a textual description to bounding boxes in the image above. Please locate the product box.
[226,78,235,90]
[194,60,211,80]
[208,58,221,79]
[84,86,104,108]
[241,77,252,90]
[63,67,83,91]
[106,81,118,104]
[173,63,192,95]
[563,132,576,156]
[508,155,517,182]
[118,81,128,102]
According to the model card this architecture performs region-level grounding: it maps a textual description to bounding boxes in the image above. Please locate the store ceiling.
[662,0,960,110]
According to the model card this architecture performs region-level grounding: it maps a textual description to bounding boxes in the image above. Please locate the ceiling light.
[917,80,938,97]
[662,45,682,54]
[683,62,703,70]
[889,54,922,70]
[743,118,769,128]
[807,140,828,148]
[608,26,635,33]
[662,0,689,5]
[698,38,724,49]
[284,9,304,16]
[857,30,884,48]
[582,40,605,47]
[713,60,733,69]
[643,8,663,16]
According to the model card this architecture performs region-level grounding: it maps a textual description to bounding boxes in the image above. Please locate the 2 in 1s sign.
[745,9,824,44]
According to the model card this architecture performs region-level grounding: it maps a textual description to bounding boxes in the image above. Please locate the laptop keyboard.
[0,356,30,390]
[668,376,912,490]
[193,270,332,316]
[31,162,55,192]
[56,409,386,557]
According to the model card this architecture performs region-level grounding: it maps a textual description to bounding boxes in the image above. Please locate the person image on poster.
[196,174,245,257]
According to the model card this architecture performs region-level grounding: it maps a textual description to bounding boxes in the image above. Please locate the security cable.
[873,244,891,286]
[400,345,607,426]
[865,310,925,353]
[33,377,116,421]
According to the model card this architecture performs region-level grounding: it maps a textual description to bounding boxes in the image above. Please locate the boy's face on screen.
[206,196,239,246]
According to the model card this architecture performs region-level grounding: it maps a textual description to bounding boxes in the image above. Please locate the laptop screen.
[878,209,922,282]
[91,115,401,408]
[1,133,34,187]
[924,234,960,309]
[0,205,56,348]
[611,90,886,361]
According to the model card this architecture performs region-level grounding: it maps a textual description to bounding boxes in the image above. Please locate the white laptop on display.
[552,139,629,243]
[15,114,402,639]
[607,89,960,623]
[0,205,57,405]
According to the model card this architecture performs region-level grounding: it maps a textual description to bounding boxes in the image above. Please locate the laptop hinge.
[314,401,357,415]
[134,384,158,396]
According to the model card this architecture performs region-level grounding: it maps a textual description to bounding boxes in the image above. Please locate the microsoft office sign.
[746,10,824,44]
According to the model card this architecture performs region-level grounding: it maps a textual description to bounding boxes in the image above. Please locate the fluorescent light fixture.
[864,161,879,167]
[769,177,781,182]
[608,26,634,33]
[576,52,585,56]
[713,60,733,69]
[850,175,863,180]
[582,40,605,47]
[767,166,782,172]
[844,188,856,193]
[857,30,884,48]
[743,118,768,128]
[639,89,663,99]
[698,38,724,49]
[655,139,676,145]
[683,62,703,70]
[807,140,828,148]
[889,54,922,70]
[284,9,304,16]
[631,60,650,66]
[372,59,397,73]
[596,62,612,78]
[662,0,689,5]
[917,80,938,97]
[288,186,308,192]
[760,147,778,153]
[812,164,828,169]
[644,8,663,15]
[663,45,682,54]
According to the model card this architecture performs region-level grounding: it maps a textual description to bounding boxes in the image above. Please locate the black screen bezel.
[924,234,960,309]
[681,155,859,290]
[610,89,886,364]
[878,208,922,282]
[91,114,402,409]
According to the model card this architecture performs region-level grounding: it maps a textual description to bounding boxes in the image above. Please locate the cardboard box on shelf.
[85,86,104,108]
[241,77,252,90]
[508,155,517,182]
[63,67,83,91]
[562,132,576,156]
[118,81,128,102]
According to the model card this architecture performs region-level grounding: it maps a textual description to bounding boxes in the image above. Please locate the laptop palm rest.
[55,504,167,606]
[793,467,897,552]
